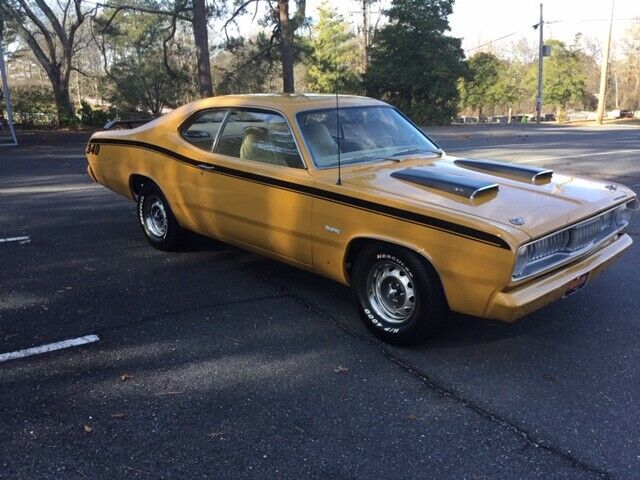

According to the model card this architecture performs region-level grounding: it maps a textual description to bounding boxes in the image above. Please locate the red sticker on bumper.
[563,272,590,298]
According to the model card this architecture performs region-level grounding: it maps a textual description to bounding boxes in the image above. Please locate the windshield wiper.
[390,147,443,158]
[334,148,442,167]
[381,148,443,163]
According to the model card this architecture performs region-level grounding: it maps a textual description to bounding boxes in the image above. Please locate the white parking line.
[0,184,101,195]
[516,149,640,164]
[447,147,640,164]
[0,236,30,243]
[446,142,532,151]
[0,334,100,363]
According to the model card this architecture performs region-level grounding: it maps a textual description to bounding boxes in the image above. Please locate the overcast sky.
[296,0,640,57]
[449,0,639,54]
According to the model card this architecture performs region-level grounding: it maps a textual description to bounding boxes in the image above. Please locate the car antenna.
[335,91,342,186]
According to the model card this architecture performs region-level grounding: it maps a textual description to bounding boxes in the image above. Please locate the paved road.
[1,125,639,479]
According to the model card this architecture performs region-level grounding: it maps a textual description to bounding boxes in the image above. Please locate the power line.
[465,14,639,54]
[466,30,523,52]
[546,17,638,23]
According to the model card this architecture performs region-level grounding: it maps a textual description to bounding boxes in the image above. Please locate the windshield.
[296,106,440,168]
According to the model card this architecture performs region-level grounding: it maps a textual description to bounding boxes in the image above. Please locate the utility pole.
[0,20,18,146]
[362,0,370,67]
[596,0,615,125]
[536,3,544,125]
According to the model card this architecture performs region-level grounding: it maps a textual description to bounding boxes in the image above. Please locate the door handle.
[197,163,216,171]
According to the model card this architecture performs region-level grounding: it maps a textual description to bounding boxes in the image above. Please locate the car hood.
[339,155,636,239]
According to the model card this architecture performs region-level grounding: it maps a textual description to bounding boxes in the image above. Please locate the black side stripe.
[90,138,511,250]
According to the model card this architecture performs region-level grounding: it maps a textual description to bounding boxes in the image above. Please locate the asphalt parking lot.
[2,124,640,479]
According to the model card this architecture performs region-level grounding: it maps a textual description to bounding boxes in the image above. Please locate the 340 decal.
[86,143,100,155]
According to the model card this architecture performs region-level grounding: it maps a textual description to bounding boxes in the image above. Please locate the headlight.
[614,204,632,228]
[512,245,530,278]
[511,200,637,282]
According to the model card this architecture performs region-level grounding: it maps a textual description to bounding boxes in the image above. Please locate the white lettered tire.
[137,183,183,251]
[351,243,445,345]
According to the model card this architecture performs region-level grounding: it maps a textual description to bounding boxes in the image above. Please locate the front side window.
[181,109,227,151]
[214,109,304,169]
[297,106,440,168]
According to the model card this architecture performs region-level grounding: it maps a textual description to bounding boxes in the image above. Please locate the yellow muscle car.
[86,94,637,344]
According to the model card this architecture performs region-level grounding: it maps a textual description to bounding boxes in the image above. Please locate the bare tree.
[620,20,640,110]
[1,0,95,124]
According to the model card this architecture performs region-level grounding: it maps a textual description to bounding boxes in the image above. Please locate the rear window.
[181,109,227,151]
[214,109,304,169]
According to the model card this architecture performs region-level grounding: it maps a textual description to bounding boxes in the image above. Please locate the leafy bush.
[12,86,58,127]
[78,100,111,127]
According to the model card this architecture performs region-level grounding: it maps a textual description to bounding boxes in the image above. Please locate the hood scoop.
[390,168,499,200]
[454,159,553,183]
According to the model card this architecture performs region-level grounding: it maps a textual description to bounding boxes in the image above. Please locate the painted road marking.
[5,154,87,160]
[517,149,640,164]
[446,142,533,152]
[447,148,640,164]
[0,184,101,195]
[0,334,100,363]
[0,236,30,243]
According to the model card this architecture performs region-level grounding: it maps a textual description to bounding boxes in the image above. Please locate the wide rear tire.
[137,183,183,251]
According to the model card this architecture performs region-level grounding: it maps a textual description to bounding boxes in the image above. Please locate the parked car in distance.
[460,116,479,124]
[620,109,634,119]
[86,94,638,344]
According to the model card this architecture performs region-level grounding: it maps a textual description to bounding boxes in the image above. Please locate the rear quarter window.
[181,110,227,151]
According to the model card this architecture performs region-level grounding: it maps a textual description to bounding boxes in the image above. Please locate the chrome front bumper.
[485,233,632,322]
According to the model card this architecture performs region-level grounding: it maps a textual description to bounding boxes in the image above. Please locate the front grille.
[567,213,610,251]
[512,202,631,281]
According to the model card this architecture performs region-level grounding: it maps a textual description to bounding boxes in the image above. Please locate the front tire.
[351,243,445,345]
[137,183,182,251]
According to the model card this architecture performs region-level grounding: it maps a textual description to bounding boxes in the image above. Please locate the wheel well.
[129,174,154,200]
[344,237,375,282]
[344,237,449,308]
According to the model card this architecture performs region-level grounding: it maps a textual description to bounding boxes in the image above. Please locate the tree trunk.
[50,72,75,126]
[192,0,213,97]
[278,0,295,93]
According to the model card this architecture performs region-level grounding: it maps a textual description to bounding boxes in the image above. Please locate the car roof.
[181,93,388,117]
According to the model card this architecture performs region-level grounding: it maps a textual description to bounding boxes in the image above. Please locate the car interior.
[182,109,304,169]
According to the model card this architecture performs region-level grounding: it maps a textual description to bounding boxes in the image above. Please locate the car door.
[190,107,313,267]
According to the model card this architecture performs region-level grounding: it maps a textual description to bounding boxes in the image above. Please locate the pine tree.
[308,3,362,93]
[365,0,466,125]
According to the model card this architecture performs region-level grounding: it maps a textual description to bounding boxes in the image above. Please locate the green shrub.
[12,86,58,127]
[79,100,111,127]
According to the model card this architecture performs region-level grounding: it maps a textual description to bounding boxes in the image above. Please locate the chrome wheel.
[142,195,168,239]
[366,260,417,324]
